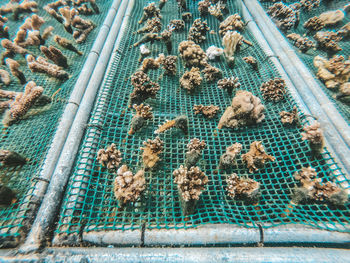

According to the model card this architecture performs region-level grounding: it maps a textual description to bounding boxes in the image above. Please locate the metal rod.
[18,0,130,254]
[52,0,135,247]
[243,0,350,174]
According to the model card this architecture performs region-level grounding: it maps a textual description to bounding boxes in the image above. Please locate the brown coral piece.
[160,30,172,53]
[133,33,161,47]
[155,115,188,135]
[128,104,153,135]
[0,149,27,166]
[293,166,317,189]
[318,10,345,26]
[40,46,68,68]
[193,104,219,119]
[1,39,30,58]
[260,78,286,102]
[198,0,210,16]
[242,141,275,173]
[5,58,26,84]
[222,31,252,67]
[188,18,210,44]
[300,0,320,11]
[217,77,240,95]
[202,64,222,82]
[314,31,342,53]
[0,69,11,85]
[3,81,43,126]
[113,165,146,205]
[301,121,324,154]
[219,143,242,170]
[185,138,206,168]
[267,2,300,31]
[303,16,325,31]
[54,35,83,55]
[226,173,260,200]
[137,17,162,34]
[182,12,192,21]
[140,54,164,73]
[26,55,69,80]
[287,33,315,53]
[280,106,298,125]
[313,55,350,89]
[178,40,207,68]
[130,71,160,105]
[0,1,38,20]
[168,19,185,32]
[308,179,347,204]
[209,2,225,21]
[96,143,122,170]
[243,56,258,70]
[141,137,164,169]
[173,165,208,201]
[180,67,202,92]
[162,55,177,75]
[138,2,161,24]
[337,22,350,38]
[218,90,265,129]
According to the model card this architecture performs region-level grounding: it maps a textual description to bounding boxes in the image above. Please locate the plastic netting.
[55,0,350,242]
[0,0,113,247]
[260,0,350,121]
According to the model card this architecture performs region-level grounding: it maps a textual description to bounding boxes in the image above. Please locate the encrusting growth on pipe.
[129,104,153,135]
[113,165,146,206]
[218,90,265,129]
[185,138,206,168]
[96,143,122,171]
[301,121,324,155]
[219,143,242,171]
[242,141,275,173]
[3,81,43,127]
[155,115,188,135]
[141,137,164,169]
[226,173,260,201]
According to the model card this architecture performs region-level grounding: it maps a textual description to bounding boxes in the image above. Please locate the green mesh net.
[260,0,350,121]
[55,0,349,243]
[0,0,113,247]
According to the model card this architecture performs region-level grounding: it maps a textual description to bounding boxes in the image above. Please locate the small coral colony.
[0,0,99,206]
[94,0,348,217]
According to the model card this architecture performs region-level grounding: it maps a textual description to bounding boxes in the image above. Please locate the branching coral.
[226,174,260,200]
[209,2,224,21]
[314,31,342,53]
[40,46,68,68]
[222,31,252,67]
[160,29,172,53]
[138,2,161,24]
[202,64,222,82]
[161,55,177,76]
[242,141,275,173]
[113,165,146,205]
[280,106,298,125]
[301,121,324,154]
[300,0,320,11]
[1,39,30,61]
[185,138,206,168]
[0,184,17,206]
[155,115,188,135]
[130,71,160,105]
[141,137,164,169]
[198,0,210,16]
[293,166,317,189]
[217,77,240,95]
[0,0,38,20]
[193,104,219,119]
[178,40,207,68]
[0,69,10,85]
[133,33,161,47]
[96,143,122,170]
[219,143,242,170]
[26,55,69,80]
[5,58,26,84]
[337,22,350,38]
[14,14,46,47]
[182,12,192,21]
[139,53,164,73]
[334,82,350,103]
[206,46,223,61]
[180,67,202,92]
[137,17,162,34]
[260,78,286,102]
[313,55,350,89]
[3,81,43,126]
[308,179,348,205]
[218,90,265,129]
[303,16,325,31]
[188,18,210,44]
[54,35,83,55]
[168,19,185,32]
[0,149,27,166]
[287,33,315,53]
[267,2,300,31]
[174,166,207,201]
[0,17,9,39]
[243,56,258,70]
[128,104,153,135]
